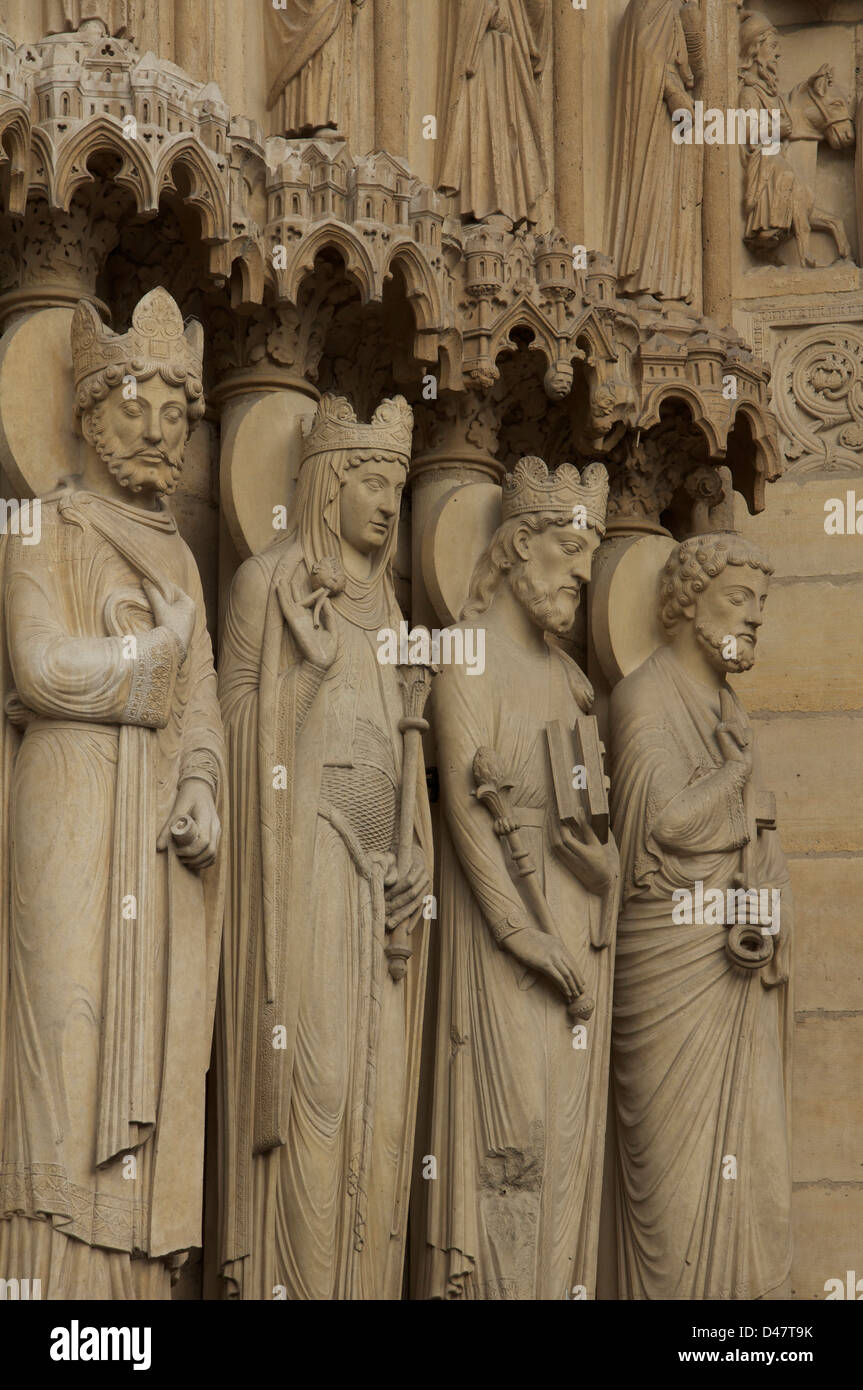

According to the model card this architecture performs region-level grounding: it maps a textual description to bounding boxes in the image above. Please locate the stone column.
[174,0,209,82]
[701,0,740,325]
[374,0,407,156]
[553,0,586,246]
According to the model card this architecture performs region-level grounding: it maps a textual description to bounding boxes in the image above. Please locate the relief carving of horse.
[785,63,855,265]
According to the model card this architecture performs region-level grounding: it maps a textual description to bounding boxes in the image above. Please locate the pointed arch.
[52,116,156,213]
[156,135,230,243]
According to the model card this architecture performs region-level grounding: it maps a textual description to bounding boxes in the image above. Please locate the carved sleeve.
[218,552,271,765]
[4,538,183,728]
[177,546,226,794]
[644,723,749,854]
[121,626,186,727]
[679,2,705,82]
[434,660,535,947]
[663,7,694,107]
[294,661,328,728]
[220,554,327,739]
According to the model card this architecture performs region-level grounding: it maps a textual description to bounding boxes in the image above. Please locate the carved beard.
[511,564,580,638]
[695,617,757,675]
[89,405,184,497]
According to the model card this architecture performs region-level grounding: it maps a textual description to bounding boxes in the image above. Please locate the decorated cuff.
[489,908,532,947]
[121,627,184,728]
[179,749,221,799]
[295,661,327,728]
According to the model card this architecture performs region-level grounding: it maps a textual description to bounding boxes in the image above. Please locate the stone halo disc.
[0,308,84,498]
[591,533,676,685]
[421,481,502,625]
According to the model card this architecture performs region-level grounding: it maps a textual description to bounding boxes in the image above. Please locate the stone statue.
[0,288,225,1299]
[609,533,792,1300]
[739,10,852,266]
[218,393,432,1300]
[265,0,365,138]
[417,456,620,1300]
[435,0,549,225]
[43,2,130,37]
[608,1,703,304]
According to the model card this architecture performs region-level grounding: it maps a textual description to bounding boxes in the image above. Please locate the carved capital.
[413,387,502,478]
[0,193,120,300]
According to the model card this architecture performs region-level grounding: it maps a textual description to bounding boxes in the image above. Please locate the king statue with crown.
[0,288,226,1298]
[416,455,620,1300]
[218,392,433,1299]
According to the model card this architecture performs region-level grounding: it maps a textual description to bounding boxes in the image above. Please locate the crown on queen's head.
[71,287,204,390]
[301,393,414,464]
[502,455,609,534]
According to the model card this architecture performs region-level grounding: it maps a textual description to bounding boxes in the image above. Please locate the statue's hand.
[715,720,754,781]
[157,777,221,870]
[383,845,430,933]
[665,80,694,116]
[143,581,196,656]
[550,814,616,894]
[504,927,581,1004]
[277,575,338,670]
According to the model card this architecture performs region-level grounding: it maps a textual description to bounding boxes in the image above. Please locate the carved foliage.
[773,326,863,473]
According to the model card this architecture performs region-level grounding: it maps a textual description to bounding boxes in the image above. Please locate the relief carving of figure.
[739,10,854,266]
[218,394,432,1299]
[436,0,549,225]
[608,1,704,304]
[417,457,620,1300]
[0,289,225,1298]
[609,533,793,1299]
[265,0,365,138]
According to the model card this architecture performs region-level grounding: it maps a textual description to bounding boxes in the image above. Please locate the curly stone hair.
[74,360,205,427]
[660,531,773,636]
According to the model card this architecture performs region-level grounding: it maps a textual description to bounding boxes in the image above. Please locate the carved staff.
[719,687,773,970]
[472,747,595,1021]
[385,664,434,982]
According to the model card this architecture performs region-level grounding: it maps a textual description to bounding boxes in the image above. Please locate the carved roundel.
[773,326,863,473]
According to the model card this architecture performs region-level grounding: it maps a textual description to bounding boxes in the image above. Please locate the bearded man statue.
[218,393,432,1300]
[0,288,225,1298]
[416,456,620,1300]
[609,532,793,1299]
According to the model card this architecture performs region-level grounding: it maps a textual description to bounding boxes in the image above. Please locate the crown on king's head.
[301,393,414,464]
[71,287,204,390]
[502,456,610,533]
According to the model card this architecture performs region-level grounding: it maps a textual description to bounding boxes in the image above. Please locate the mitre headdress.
[502,456,609,535]
[71,286,204,390]
[301,393,414,465]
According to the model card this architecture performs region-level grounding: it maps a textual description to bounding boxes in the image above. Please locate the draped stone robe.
[418,627,618,1300]
[218,537,431,1300]
[609,644,793,1300]
[608,0,700,301]
[435,0,549,223]
[0,483,225,1300]
[738,75,797,250]
[265,0,353,136]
